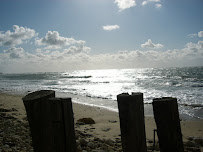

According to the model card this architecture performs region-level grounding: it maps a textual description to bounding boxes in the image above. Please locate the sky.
[0,0,203,73]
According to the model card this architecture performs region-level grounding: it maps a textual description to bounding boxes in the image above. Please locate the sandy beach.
[0,92,203,151]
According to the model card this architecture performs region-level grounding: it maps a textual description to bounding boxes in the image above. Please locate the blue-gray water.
[0,67,202,119]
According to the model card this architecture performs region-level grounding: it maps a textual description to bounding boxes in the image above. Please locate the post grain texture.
[117,93,147,152]
[152,97,184,152]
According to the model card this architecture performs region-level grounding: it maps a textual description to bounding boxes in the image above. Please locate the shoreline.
[0,92,203,151]
[2,90,202,121]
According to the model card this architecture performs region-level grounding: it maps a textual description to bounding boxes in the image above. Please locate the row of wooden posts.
[22,90,184,152]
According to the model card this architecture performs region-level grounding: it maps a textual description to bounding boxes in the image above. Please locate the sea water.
[0,67,202,119]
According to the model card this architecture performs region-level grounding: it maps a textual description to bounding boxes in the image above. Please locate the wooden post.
[152,97,184,152]
[61,98,76,152]
[117,93,129,152]
[22,90,76,152]
[22,90,55,152]
[117,93,147,152]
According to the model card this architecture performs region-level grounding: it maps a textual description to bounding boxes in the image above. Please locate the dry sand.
[0,92,202,142]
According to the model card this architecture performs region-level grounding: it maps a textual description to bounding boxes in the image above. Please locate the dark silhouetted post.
[22,90,76,152]
[152,97,184,152]
[117,92,147,152]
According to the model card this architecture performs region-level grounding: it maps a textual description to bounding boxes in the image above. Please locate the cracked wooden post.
[117,92,147,152]
[22,90,76,152]
[152,97,184,152]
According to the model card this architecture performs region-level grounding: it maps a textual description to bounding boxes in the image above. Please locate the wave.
[44,80,63,85]
[1,73,92,80]
[191,84,203,88]
[91,81,110,84]
[180,103,203,108]
[60,75,92,79]
[1,73,51,80]
[1,67,203,119]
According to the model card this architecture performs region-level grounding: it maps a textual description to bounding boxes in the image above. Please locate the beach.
[0,92,203,151]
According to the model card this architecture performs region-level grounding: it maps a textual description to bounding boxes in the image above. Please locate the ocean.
[0,66,202,119]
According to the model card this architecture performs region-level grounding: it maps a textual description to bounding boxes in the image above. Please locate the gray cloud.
[4,47,25,59]
[0,25,37,47]
[198,31,203,38]
[0,40,202,72]
[64,45,91,54]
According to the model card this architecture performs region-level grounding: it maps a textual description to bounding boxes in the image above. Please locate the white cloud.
[188,33,197,38]
[142,0,161,8]
[83,41,203,69]
[142,0,159,5]
[141,39,164,49]
[188,31,203,38]
[0,25,202,72]
[44,45,61,50]
[115,0,136,11]
[142,1,148,6]
[0,25,37,47]
[198,31,203,38]
[103,25,120,31]
[142,0,160,5]
[35,31,85,48]
[155,4,162,8]
[150,0,160,2]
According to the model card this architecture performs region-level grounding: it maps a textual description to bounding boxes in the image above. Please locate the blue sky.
[0,0,203,73]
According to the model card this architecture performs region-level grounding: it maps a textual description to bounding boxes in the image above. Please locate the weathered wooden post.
[152,97,184,152]
[117,92,147,152]
[117,93,129,151]
[22,90,76,152]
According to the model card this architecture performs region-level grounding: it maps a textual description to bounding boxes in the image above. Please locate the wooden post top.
[153,97,177,102]
[48,98,72,102]
[117,93,129,98]
[117,92,143,97]
[131,92,143,96]
[22,90,55,101]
